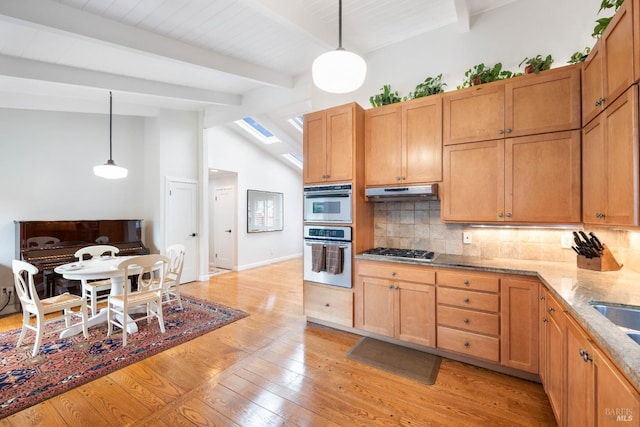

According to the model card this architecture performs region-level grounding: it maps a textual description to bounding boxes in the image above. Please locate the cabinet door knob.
[388,285,393,289]
[506,212,512,218]
[394,285,399,290]
[498,212,504,218]
[325,303,330,307]
[540,295,545,300]
[463,280,469,286]
[463,341,470,347]
[464,297,470,303]
[401,176,406,180]
[391,271,396,276]
[498,129,504,134]
[463,318,470,324]
[579,348,593,362]
[548,307,555,313]
[396,176,401,181]
[543,318,549,323]
[505,128,512,133]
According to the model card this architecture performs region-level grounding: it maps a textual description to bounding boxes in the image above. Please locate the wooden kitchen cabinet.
[583,85,639,226]
[539,288,566,425]
[365,95,443,186]
[354,260,436,347]
[303,282,353,327]
[582,0,638,125]
[501,278,539,374]
[436,269,500,363]
[443,65,581,145]
[303,103,363,184]
[442,130,581,223]
[566,315,640,427]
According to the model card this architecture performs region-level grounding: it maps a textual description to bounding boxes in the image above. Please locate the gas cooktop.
[362,247,437,262]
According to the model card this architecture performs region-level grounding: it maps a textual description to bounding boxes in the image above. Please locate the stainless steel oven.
[303,183,352,223]
[303,225,352,288]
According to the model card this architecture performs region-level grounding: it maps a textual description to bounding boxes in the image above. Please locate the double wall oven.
[303,183,353,288]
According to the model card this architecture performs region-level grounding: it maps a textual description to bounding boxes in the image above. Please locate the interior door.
[213,186,235,270]
[166,179,198,283]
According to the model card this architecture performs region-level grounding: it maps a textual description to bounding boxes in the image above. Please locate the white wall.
[312,0,602,110]
[206,125,302,270]
[0,108,145,294]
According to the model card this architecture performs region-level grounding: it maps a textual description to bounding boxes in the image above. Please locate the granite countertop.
[355,253,640,389]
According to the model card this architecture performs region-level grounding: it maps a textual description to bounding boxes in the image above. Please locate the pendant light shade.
[312,0,366,93]
[94,91,128,179]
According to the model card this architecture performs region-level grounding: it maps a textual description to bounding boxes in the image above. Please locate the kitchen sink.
[590,302,640,344]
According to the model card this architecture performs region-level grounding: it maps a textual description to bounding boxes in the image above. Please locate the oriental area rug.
[0,296,248,418]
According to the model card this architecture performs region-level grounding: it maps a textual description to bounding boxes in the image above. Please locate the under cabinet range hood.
[365,184,438,201]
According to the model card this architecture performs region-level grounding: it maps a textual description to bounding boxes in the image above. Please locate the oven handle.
[304,193,350,198]
[304,243,350,249]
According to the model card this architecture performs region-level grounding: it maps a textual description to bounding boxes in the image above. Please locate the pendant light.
[312,0,366,93]
[94,91,128,179]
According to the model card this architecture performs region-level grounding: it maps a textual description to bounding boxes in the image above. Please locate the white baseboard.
[236,253,302,271]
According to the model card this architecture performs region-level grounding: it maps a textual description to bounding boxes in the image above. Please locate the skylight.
[287,115,304,133]
[234,117,280,144]
[282,152,303,169]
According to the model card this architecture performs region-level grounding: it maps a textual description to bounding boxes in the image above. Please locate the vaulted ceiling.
[0,0,518,167]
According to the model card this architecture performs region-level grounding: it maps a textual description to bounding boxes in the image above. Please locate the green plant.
[568,46,591,64]
[369,85,402,108]
[457,63,516,90]
[519,54,554,74]
[592,0,624,37]
[406,74,447,100]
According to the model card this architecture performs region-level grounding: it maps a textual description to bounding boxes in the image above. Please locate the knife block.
[576,244,623,272]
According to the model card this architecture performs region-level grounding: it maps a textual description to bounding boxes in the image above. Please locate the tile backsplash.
[373,201,640,272]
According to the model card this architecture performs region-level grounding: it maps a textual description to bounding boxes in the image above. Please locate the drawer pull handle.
[391,272,396,276]
[464,297,470,303]
[463,318,469,324]
[579,348,592,362]
[463,341,470,347]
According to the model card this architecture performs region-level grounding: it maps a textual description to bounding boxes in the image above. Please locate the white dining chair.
[107,254,169,347]
[13,259,89,357]
[74,245,120,314]
[160,244,185,310]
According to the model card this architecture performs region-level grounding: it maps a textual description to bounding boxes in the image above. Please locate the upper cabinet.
[583,85,639,226]
[443,65,581,146]
[582,0,639,125]
[365,95,443,186]
[442,131,581,223]
[303,103,364,184]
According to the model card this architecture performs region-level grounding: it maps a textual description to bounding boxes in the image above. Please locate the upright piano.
[15,219,150,297]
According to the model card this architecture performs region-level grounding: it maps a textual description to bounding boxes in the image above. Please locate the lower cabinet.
[566,315,640,427]
[540,287,567,425]
[501,277,539,373]
[354,260,436,347]
[303,282,353,327]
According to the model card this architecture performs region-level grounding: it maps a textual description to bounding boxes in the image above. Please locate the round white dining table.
[54,255,141,338]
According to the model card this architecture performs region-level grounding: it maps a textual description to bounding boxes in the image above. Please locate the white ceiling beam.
[0,0,293,89]
[0,54,241,106]
[454,0,471,32]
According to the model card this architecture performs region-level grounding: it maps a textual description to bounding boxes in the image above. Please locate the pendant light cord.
[109,91,113,161]
[338,0,343,50]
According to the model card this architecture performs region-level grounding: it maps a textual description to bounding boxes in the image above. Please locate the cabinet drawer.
[437,270,499,292]
[437,287,499,312]
[437,305,500,336]
[437,326,500,362]
[356,260,435,283]
[304,282,353,327]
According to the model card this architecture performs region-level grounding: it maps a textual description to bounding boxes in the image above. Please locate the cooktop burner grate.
[363,247,436,261]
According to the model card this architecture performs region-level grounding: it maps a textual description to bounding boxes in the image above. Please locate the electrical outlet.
[561,232,573,249]
[462,232,472,244]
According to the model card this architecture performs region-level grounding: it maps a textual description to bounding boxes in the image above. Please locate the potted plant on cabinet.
[519,54,554,74]
[369,84,402,108]
[567,47,591,64]
[592,0,624,37]
[405,74,447,100]
[457,63,517,89]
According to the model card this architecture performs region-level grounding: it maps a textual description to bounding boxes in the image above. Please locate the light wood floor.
[1,258,556,426]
